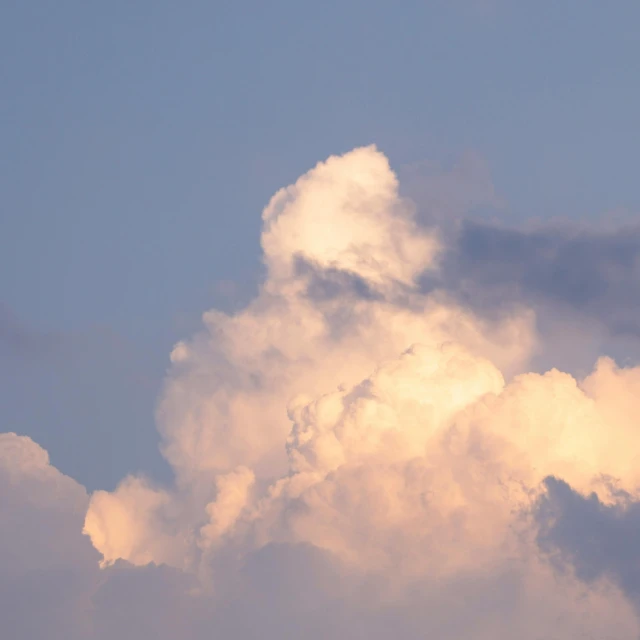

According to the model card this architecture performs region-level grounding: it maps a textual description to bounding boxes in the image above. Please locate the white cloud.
[4,146,640,638]
[83,146,536,572]
[261,145,440,288]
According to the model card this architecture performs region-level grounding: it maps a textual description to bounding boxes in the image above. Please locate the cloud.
[83,145,535,568]
[4,146,640,637]
[0,433,95,573]
[0,434,100,639]
[261,145,440,289]
[0,303,59,358]
[446,219,640,338]
[536,475,640,606]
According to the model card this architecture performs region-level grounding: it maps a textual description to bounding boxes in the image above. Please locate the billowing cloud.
[0,434,99,638]
[83,145,536,568]
[262,146,440,288]
[4,146,640,638]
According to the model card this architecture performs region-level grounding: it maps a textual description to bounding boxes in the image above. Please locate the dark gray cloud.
[443,221,640,337]
[535,476,640,602]
[293,254,385,303]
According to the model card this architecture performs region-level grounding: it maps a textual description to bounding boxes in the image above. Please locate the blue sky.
[3,1,640,490]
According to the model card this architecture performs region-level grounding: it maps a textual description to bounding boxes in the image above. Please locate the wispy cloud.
[0,303,59,358]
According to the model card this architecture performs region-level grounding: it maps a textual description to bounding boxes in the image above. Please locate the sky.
[3,2,640,638]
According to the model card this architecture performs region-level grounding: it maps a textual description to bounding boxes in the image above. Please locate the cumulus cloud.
[0,434,99,639]
[4,145,640,638]
[83,146,536,568]
[262,146,440,289]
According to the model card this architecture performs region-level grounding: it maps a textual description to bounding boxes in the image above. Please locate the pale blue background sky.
[2,1,640,489]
